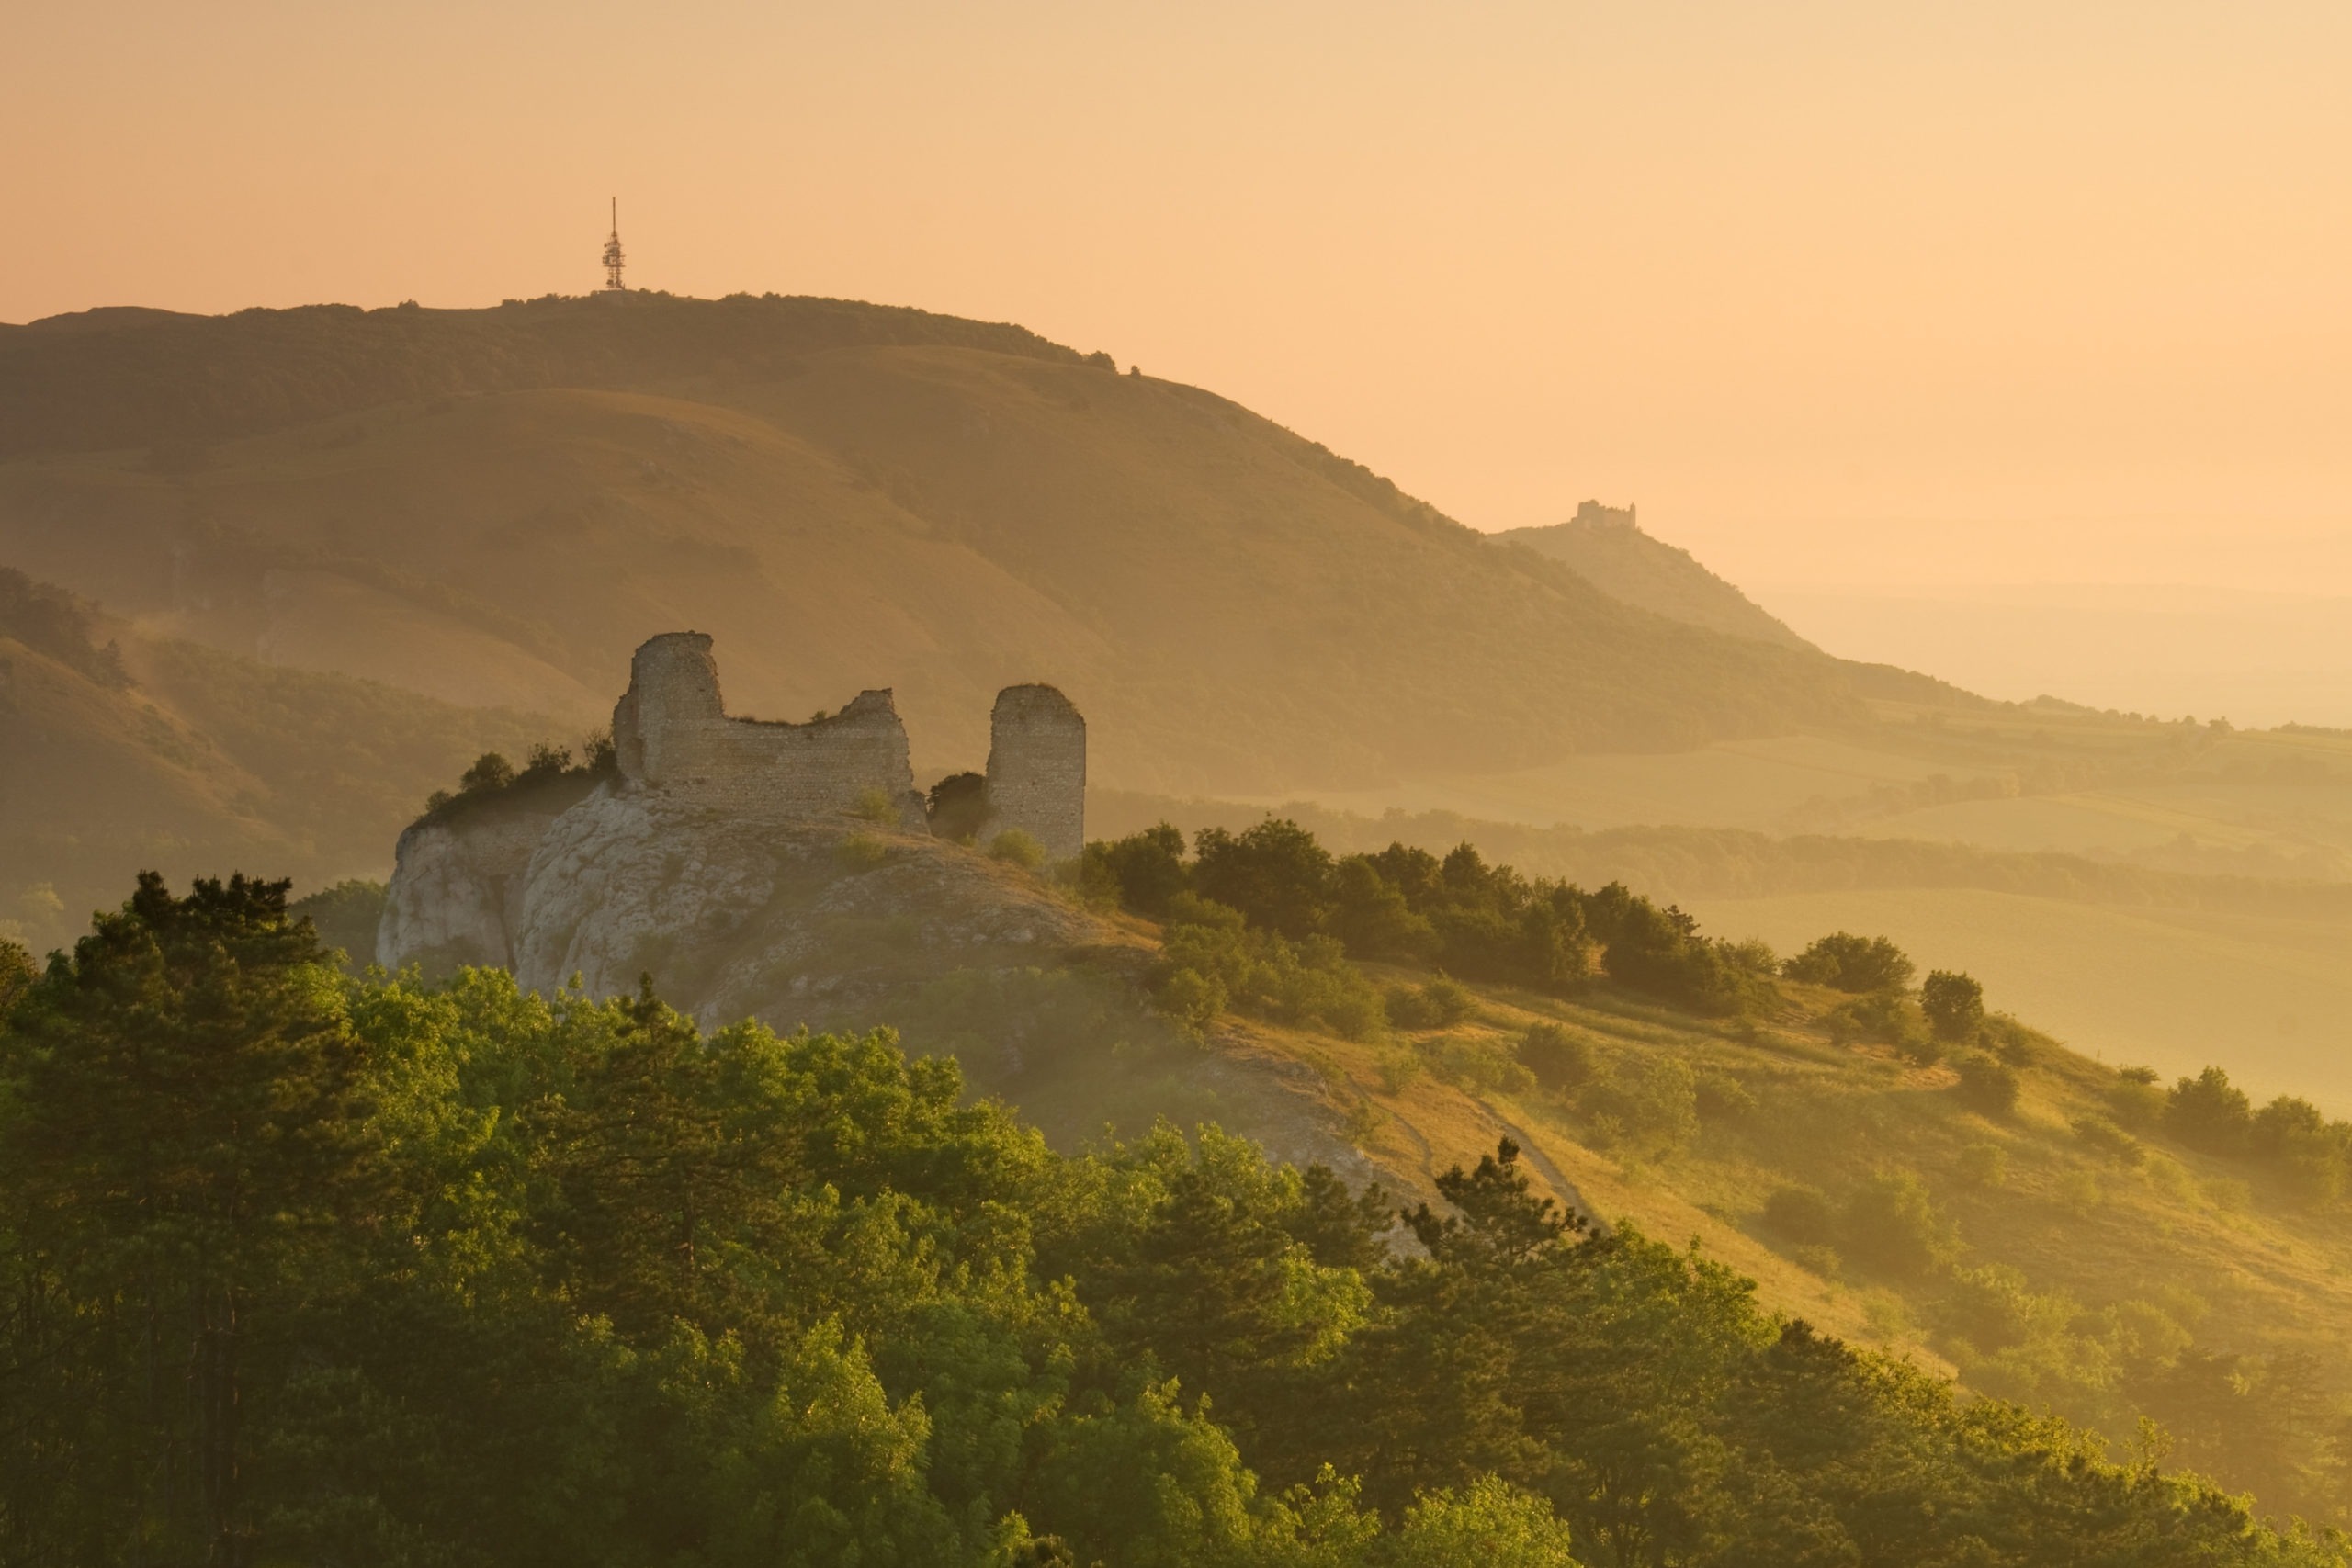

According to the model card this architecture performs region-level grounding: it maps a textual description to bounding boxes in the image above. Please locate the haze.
[6,1,2349,714]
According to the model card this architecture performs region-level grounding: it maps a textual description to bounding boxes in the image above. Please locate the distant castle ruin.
[613,632,1086,859]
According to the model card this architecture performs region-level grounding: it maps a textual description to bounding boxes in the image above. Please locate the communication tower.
[602,198,627,293]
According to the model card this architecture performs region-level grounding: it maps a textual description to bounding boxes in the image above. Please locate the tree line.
[0,876,2338,1565]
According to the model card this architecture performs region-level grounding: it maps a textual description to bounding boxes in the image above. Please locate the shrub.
[989,829,1047,870]
[1841,1168,1956,1277]
[1953,1051,2019,1116]
[1587,1055,1698,1156]
[851,785,901,824]
[1695,1072,1757,1121]
[1376,1050,1425,1095]
[1422,1036,1536,1097]
[2164,1066,2252,1156]
[1920,970,1985,1040]
[459,751,514,794]
[2106,1075,2165,1131]
[1086,823,1189,914]
[1790,1243,1841,1279]
[1761,1185,1837,1245]
[1385,977,1475,1031]
[1517,1022,1594,1093]
[1154,893,1385,1040]
[1782,931,1915,993]
[836,831,890,870]
[1155,966,1226,1036]
[924,772,992,839]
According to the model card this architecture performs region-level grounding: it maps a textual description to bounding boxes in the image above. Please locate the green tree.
[1193,819,1336,939]
[1781,931,1914,993]
[1919,969,1984,1040]
[2165,1066,2254,1156]
[0,873,378,1562]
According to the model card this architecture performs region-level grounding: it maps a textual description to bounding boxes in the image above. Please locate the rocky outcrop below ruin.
[379,779,1119,1027]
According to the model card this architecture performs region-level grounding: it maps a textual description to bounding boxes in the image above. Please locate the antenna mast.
[602,198,627,293]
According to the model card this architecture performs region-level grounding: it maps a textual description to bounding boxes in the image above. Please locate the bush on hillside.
[1841,1169,1957,1277]
[1154,894,1383,1041]
[2107,1069,2165,1131]
[989,829,1047,870]
[1517,1022,1594,1093]
[2165,1066,2254,1156]
[1385,977,1475,1031]
[1084,822,1188,913]
[1954,1051,2021,1116]
[1782,931,1916,993]
[1920,969,1985,1040]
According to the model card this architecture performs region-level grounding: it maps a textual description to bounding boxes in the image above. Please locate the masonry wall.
[985,683,1086,862]
[613,631,923,822]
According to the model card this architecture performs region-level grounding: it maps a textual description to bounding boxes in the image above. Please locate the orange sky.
[6,2,2348,591]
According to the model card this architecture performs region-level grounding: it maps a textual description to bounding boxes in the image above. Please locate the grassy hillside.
[1497,503,1813,650]
[0,294,1897,794]
[1060,814,2352,1528]
[0,571,554,950]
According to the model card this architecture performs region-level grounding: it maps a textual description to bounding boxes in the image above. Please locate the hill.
[0,568,551,951]
[1496,500,1813,650]
[0,294,1902,795]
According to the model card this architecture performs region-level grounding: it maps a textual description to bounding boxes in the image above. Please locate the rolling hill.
[0,293,1917,796]
[0,569,552,951]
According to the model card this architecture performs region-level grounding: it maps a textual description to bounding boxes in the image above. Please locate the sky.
[6,1,2350,606]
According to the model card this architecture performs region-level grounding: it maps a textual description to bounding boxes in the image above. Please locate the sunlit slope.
[1496,512,1813,649]
[1228,964,2352,1519]
[0,294,1880,793]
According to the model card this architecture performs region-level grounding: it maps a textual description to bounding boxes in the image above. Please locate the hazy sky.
[6,2,2348,592]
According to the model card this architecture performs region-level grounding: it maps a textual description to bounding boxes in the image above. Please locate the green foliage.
[1781,931,1916,993]
[854,784,902,822]
[1086,820,1760,1014]
[1385,977,1475,1031]
[1957,1140,2007,1188]
[1155,894,1385,1041]
[2109,1071,2167,1130]
[1583,1055,1700,1157]
[2167,1066,2255,1156]
[838,829,892,869]
[0,938,33,1017]
[989,828,1048,869]
[1517,1022,1593,1094]
[289,877,387,971]
[1840,1168,1957,1277]
[0,877,2336,1566]
[1087,822,1190,915]
[927,770,993,840]
[1920,968,1985,1040]
[1954,1050,2022,1116]
[1194,819,1336,940]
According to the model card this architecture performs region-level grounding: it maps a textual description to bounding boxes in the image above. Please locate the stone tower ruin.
[608,632,1086,857]
[985,683,1087,862]
[611,631,926,825]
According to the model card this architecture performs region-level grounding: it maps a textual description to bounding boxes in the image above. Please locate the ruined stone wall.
[612,631,924,822]
[985,684,1086,861]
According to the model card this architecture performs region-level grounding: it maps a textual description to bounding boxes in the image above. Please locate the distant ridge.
[0,295,1948,802]
[1498,501,1813,650]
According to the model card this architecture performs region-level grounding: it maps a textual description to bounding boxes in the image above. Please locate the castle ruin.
[612,632,1085,854]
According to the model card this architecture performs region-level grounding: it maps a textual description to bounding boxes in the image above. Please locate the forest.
[1,874,2342,1566]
